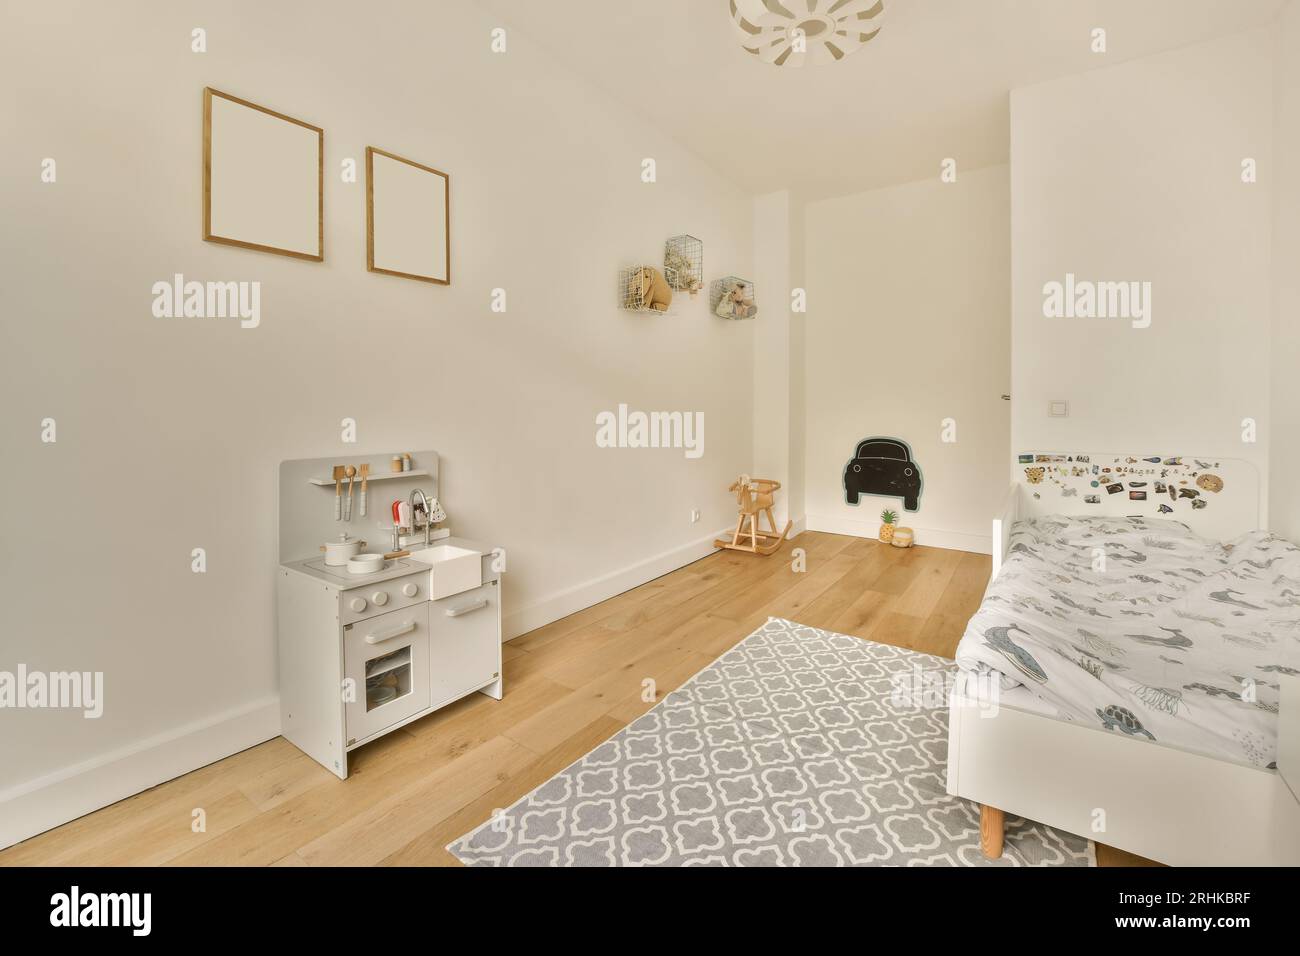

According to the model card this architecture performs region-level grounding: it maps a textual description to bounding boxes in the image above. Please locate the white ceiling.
[488,0,1285,199]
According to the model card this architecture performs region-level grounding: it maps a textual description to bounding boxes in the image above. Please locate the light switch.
[1049,400,1069,418]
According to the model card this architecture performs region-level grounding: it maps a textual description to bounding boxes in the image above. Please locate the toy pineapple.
[879,509,897,543]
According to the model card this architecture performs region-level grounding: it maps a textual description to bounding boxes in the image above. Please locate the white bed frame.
[949,455,1300,866]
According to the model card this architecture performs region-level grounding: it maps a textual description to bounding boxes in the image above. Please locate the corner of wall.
[1269,0,1300,540]
[788,192,808,526]
[751,190,796,525]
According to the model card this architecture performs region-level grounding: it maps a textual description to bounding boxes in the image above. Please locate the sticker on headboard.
[1017,453,1229,519]
[844,437,923,512]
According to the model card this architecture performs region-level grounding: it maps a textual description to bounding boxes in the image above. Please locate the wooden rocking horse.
[714,476,793,555]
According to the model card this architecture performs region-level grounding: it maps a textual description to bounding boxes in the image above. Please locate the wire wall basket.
[663,234,703,295]
[619,264,679,313]
[710,276,757,320]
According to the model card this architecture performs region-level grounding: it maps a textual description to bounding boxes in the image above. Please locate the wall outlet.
[1049,400,1069,418]
[690,508,701,524]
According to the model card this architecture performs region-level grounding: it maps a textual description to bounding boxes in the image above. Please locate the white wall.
[1010,30,1275,519]
[751,189,810,531]
[1271,1,1300,542]
[752,192,793,526]
[0,0,754,841]
[803,165,1012,553]
[789,195,807,525]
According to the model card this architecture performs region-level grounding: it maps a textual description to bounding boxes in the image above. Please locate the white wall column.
[752,190,805,531]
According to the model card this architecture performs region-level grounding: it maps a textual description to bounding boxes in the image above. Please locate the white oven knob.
[402,582,418,598]
[350,597,367,613]
[372,591,389,606]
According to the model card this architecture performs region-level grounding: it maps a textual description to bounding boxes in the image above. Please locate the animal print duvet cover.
[955,516,1300,768]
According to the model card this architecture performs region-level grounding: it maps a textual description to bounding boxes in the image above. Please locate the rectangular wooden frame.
[203,87,324,261]
[366,146,451,285]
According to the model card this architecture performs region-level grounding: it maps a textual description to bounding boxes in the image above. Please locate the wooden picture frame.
[203,87,324,261]
[366,146,450,285]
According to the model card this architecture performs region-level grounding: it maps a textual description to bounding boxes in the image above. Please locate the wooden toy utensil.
[359,463,370,517]
[333,465,344,520]
[344,465,357,520]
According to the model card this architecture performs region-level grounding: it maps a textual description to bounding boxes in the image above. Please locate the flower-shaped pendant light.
[730,0,885,67]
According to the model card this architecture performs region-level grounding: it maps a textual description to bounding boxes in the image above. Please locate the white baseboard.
[0,696,280,850]
[0,519,823,850]
[501,527,731,640]
[805,513,991,555]
[0,527,739,848]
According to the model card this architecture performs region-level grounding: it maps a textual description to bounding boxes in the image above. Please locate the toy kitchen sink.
[407,542,485,599]
[276,451,504,779]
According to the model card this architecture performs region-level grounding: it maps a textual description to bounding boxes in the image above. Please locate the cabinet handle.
[445,599,489,618]
[364,620,416,644]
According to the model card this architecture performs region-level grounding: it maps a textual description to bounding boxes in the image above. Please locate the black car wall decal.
[843,437,923,512]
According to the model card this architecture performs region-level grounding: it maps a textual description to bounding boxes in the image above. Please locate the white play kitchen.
[277,450,504,778]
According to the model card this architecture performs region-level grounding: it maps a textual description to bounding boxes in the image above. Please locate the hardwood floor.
[0,532,1154,867]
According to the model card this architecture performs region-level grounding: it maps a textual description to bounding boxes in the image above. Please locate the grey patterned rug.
[448,617,1094,867]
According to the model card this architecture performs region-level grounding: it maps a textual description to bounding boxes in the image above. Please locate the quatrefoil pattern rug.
[448,617,1094,867]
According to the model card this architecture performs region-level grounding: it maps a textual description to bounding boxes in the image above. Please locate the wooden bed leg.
[980,804,1005,859]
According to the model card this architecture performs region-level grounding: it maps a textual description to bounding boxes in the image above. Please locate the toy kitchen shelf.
[307,469,430,485]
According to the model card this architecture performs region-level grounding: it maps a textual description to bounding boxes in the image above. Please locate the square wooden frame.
[202,87,324,261]
[366,146,451,285]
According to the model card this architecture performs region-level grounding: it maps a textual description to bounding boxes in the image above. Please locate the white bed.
[960,514,1299,767]
[948,453,1300,866]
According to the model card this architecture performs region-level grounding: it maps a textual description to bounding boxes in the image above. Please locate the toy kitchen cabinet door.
[843,437,923,512]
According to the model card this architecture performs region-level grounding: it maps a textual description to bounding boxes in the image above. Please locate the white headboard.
[992,451,1261,577]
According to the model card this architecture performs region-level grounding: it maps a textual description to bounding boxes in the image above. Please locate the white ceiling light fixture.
[731,0,885,67]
